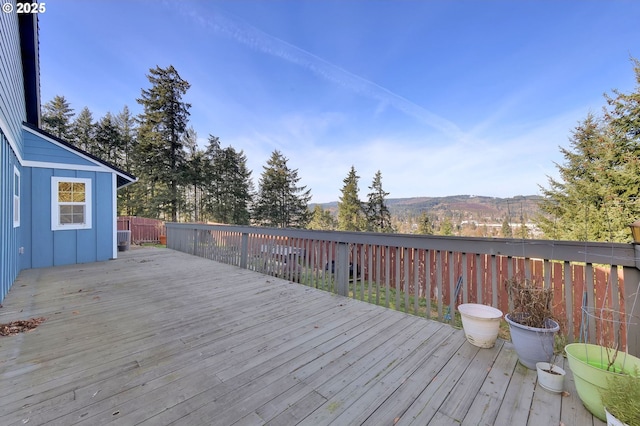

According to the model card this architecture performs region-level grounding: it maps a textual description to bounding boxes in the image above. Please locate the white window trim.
[13,166,20,228]
[51,177,92,231]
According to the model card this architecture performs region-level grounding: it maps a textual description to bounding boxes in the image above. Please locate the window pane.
[72,183,86,202]
[14,175,19,196]
[72,205,85,223]
[58,182,72,202]
[59,205,85,225]
[59,205,73,224]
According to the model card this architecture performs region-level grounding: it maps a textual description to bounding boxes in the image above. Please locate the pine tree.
[440,217,454,236]
[253,150,311,228]
[501,216,513,237]
[337,166,365,231]
[416,212,433,235]
[308,205,337,230]
[538,59,640,242]
[94,112,122,163]
[115,106,137,215]
[71,107,95,152]
[180,127,201,221]
[538,120,640,241]
[42,95,74,139]
[136,65,191,221]
[212,146,253,225]
[364,170,394,233]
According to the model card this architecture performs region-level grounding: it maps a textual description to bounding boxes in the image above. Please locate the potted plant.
[566,342,640,421]
[504,276,560,370]
[535,352,566,393]
[600,366,640,426]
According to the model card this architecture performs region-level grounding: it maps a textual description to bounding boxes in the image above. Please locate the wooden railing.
[166,223,640,356]
[117,216,166,244]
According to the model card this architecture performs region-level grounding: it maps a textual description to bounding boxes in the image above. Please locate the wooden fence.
[117,216,166,244]
[166,223,640,356]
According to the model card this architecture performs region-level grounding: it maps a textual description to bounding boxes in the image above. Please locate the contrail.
[176,3,466,141]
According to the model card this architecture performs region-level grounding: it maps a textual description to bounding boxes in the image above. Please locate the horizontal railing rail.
[166,223,640,356]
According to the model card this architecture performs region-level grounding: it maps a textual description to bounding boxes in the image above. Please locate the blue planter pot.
[505,313,559,369]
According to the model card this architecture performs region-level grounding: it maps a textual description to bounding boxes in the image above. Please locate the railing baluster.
[385,246,391,309]
[436,250,443,321]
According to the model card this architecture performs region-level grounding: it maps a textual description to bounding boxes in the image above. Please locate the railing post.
[240,232,248,269]
[336,242,349,296]
[193,229,198,256]
[624,262,640,357]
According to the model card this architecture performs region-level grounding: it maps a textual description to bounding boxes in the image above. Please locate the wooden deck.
[0,247,604,425]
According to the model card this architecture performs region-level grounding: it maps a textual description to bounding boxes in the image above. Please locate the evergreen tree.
[202,135,222,222]
[94,112,122,163]
[253,150,311,228]
[115,106,137,215]
[537,114,636,241]
[184,149,207,222]
[42,95,74,139]
[440,217,454,236]
[136,65,191,221]
[212,146,253,225]
[115,106,137,169]
[538,60,640,242]
[337,166,365,231]
[364,170,394,233]
[501,216,513,237]
[307,205,337,230]
[416,212,433,235]
[71,107,95,152]
[180,127,201,221]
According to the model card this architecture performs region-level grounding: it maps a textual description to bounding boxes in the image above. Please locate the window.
[51,177,92,230]
[13,166,20,227]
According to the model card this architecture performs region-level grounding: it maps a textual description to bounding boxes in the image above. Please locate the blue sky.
[38,1,640,203]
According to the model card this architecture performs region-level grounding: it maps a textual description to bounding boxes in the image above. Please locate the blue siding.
[0,10,26,156]
[30,168,116,268]
[20,166,32,270]
[0,131,20,301]
[96,173,114,261]
[23,129,96,166]
[30,168,54,268]
[0,8,26,302]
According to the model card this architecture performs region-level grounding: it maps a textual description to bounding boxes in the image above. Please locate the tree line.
[42,59,640,242]
[41,64,393,231]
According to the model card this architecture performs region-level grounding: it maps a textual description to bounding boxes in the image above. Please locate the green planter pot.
[565,343,640,421]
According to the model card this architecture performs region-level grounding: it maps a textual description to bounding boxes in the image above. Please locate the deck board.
[0,247,605,425]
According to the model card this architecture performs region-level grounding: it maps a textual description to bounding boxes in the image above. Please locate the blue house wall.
[0,9,28,301]
[0,132,21,301]
[0,11,136,302]
[20,166,116,269]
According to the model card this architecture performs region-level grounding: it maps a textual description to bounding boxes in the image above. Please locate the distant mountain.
[311,194,543,236]
[314,195,541,219]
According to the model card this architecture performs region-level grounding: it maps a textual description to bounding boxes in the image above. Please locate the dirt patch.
[0,317,46,336]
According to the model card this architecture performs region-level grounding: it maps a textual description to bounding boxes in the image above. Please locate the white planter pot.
[536,362,566,393]
[458,303,503,348]
[605,408,629,426]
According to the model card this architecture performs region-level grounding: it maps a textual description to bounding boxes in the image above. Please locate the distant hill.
[312,194,543,236]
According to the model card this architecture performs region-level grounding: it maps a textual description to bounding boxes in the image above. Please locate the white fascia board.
[0,116,24,165]
[23,160,106,172]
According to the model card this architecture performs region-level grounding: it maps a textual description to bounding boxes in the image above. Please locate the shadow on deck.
[0,247,604,425]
